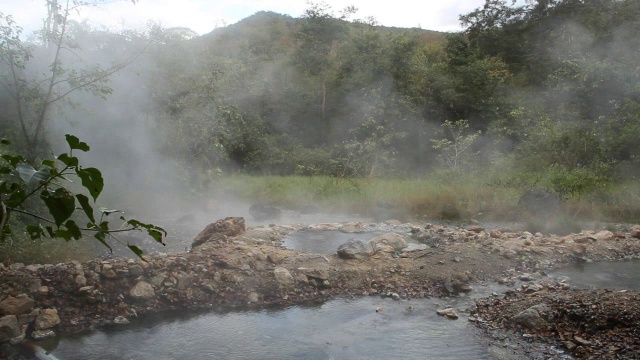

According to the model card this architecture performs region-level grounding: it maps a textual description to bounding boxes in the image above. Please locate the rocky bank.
[1,217,639,358]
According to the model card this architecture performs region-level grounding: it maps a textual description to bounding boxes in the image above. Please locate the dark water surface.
[45,295,497,360]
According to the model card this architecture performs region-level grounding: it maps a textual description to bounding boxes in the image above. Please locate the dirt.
[1,219,639,359]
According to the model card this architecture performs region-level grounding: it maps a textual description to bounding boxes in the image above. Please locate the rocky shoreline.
[1,217,639,358]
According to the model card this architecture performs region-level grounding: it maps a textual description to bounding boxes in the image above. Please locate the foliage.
[0,134,166,259]
[431,120,481,172]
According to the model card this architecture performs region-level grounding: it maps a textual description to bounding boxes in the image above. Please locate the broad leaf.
[40,188,76,227]
[65,134,90,152]
[75,194,95,223]
[57,153,78,167]
[41,160,55,168]
[94,232,113,253]
[76,167,103,201]
[0,138,10,145]
[64,220,83,240]
[127,245,144,259]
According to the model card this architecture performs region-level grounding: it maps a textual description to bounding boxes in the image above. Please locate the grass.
[217,174,640,225]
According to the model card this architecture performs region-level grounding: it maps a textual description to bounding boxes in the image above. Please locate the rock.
[34,309,60,330]
[467,226,485,233]
[369,233,407,253]
[31,329,55,340]
[129,281,155,300]
[192,217,245,248]
[630,225,640,239]
[402,243,428,252]
[0,315,21,342]
[247,292,259,303]
[573,237,591,244]
[337,239,370,259]
[490,230,503,238]
[391,293,400,300]
[129,264,144,276]
[75,274,87,287]
[273,267,295,286]
[18,308,40,326]
[38,286,49,296]
[267,253,284,265]
[436,308,459,320]
[0,294,35,316]
[511,304,552,331]
[249,204,282,221]
[340,223,366,233]
[114,316,130,325]
[593,230,614,241]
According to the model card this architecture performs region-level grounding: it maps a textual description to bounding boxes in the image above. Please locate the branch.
[8,207,144,235]
[0,198,8,242]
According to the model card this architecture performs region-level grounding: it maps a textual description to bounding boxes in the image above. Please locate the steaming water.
[551,260,640,290]
[42,293,499,360]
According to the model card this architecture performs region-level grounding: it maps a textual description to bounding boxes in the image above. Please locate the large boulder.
[337,239,370,259]
[370,233,407,253]
[0,294,35,316]
[249,204,282,221]
[192,217,246,248]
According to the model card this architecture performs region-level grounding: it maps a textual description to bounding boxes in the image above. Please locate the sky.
[2,0,489,36]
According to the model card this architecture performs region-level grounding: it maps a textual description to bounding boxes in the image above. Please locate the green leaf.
[127,219,166,245]
[40,188,76,227]
[1,154,24,167]
[64,220,83,240]
[41,160,55,168]
[75,194,95,223]
[0,139,10,145]
[57,153,79,167]
[76,167,103,201]
[127,245,144,259]
[94,232,113,253]
[65,134,90,152]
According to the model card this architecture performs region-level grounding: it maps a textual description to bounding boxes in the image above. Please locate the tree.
[0,0,144,161]
[431,120,481,172]
[293,1,355,126]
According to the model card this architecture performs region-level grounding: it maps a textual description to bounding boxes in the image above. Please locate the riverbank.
[1,218,639,358]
